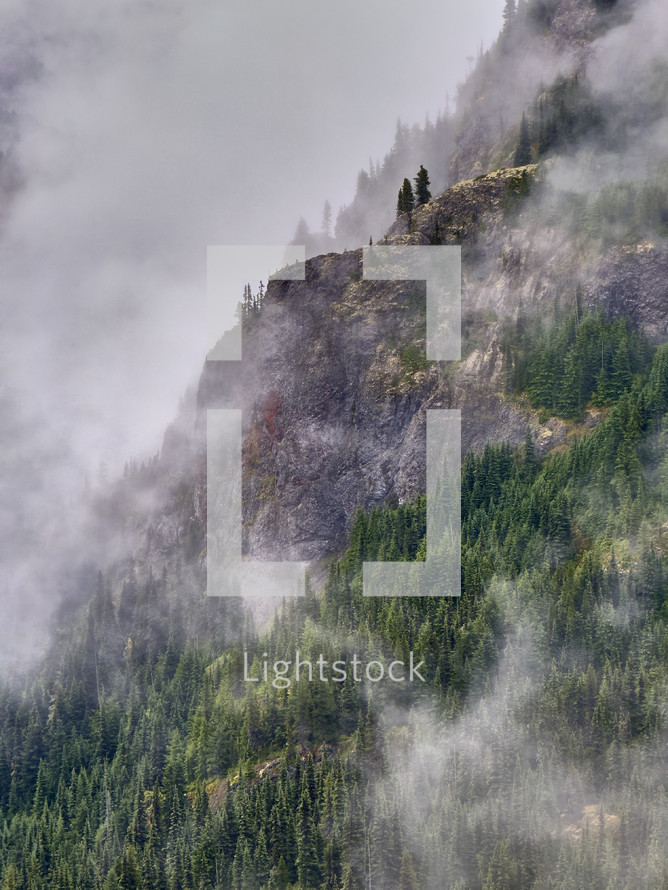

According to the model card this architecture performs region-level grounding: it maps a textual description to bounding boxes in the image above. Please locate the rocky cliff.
[195,158,668,565]
[101,0,668,584]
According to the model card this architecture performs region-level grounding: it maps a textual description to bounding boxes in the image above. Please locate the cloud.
[0,0,506,665]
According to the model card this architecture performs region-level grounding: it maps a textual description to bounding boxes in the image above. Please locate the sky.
[0,0,505,471]
[0,0,505,662]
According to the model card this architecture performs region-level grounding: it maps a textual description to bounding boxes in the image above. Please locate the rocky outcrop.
[387,166,540,247]
[593,242,668,341]
[195,160,668,565]
[199,251,458,561]
[197,172,539,562]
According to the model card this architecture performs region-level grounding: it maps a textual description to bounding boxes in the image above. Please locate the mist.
[0,1,508,665]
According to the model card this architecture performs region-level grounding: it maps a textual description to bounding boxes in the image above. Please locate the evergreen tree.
[514,113,532,166]
[119,845,143,890]
[255,828,272,888]
[291,217,311,252]
[396,187,404,218]
[322,200,332,240]
[296,788,322,888]
[270,855,290,890]
[399,849,419,890]
[483,838,515,890]
[402,178,415,214]
[1,865,18,890]
[396,177,415,216]
[0,288,666,890]
[414,165,431,205]
[502,0,517,31]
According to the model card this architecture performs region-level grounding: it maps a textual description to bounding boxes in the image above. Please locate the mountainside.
[126,0,668,576]
[1,0,667,888]
[198,157,668,564]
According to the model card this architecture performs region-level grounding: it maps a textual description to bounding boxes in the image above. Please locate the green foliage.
[577,180,668,244]
[413,165,431,205]
[501,168,533,217]
[337,112,453,247]
[534,73,605,157]
[238,280,266,325]
[399,343,429,374]
[396,177,415,217]
[0,329,667,889]
[501,304,652,419]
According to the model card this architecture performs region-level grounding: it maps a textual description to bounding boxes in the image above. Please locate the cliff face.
[194,152,668,565]
[198,250,453,562]
[197,169,542,562]
[390,165,668,336]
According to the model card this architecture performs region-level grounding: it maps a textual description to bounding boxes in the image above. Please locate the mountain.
[198,0,668,566]
[1,0,667,888]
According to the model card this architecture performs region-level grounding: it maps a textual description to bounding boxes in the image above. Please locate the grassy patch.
[400,343,429,374]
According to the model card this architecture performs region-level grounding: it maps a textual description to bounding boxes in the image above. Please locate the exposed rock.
[193,159,667,565]
[592,243,668,341]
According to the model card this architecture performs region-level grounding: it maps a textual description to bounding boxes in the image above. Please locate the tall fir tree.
[322,200,332,240]
[514,112,532,166]
[503,0,516,28]
[400,178,415,215]
[414,165,431,205]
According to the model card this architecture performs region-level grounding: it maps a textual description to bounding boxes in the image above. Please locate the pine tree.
[483,838,515,890]
[1,865,18,890]
[610,336,632,398]
[240,840,256,890]
[399,849,419,890]
[270,855,290,890]
[522,428,540,481]
[414,165,431,205]
[401,178,415,214]
[396,187,405,219]
[296,788,322,888]
[254,828,272,888]
[322,840,342,890]
[322,200,332,240]
[502,0,517,31]
[292,217,310,247]
[514,113,532,166]
[119,845,143,890]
